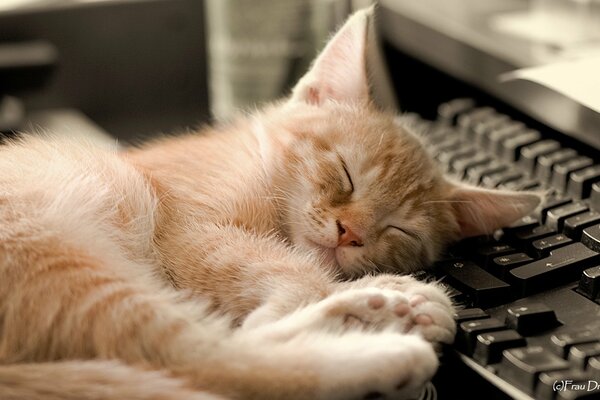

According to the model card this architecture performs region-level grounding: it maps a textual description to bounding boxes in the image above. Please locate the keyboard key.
[509,243,600,296]
[539,195,573,223]
[451,153,491,177]
[437,146,476,171]
[514,224,557,243]
[438,98,476,125]
[505,303,560,335]
[532,234,573,257]
[589,356,600,373]
[537,370,597,400]
[568,165,600,199]
[564,211,600,240]
[454,308,489,323]
[546,202,589,231]
[502,178,541,191]
[591,183,600,212]
[503,215,540,236]
[502,129,541,162]
[550,330,600,358]
[473,114,510,148]
[569,342,600,369]
[537,148,578,184]
[519,140,561,176]
[457,107,495,131]
[577,266,600,301]
[437,260,512,307]
[476,243,517,266]
[499,346,570,394]
[473,329,526,365]
[467,160,508,185]
[482,168,523,188]
[489,122,526,155]
[582,225,600,252]
[552,156,594,193]
[491,253,534,278]
[457,317,506,355]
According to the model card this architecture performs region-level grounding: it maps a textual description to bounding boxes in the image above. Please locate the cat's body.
[0,8,539,400]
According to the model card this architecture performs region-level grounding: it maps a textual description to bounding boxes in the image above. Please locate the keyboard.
[410,98,600,400]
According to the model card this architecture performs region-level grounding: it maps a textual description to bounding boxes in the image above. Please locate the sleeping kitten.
[0,7,539,400]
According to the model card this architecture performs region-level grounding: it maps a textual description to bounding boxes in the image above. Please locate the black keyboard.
[411,99,600,400]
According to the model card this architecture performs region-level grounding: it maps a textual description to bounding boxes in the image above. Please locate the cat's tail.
[0,360,227,400]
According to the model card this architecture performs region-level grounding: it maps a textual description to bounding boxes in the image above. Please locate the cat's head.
[256,7,541,277]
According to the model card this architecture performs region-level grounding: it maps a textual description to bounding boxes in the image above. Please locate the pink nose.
[337,221,363,247]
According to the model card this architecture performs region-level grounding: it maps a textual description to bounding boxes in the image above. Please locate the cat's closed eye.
[340,158,354,194]
[387,225,417,239]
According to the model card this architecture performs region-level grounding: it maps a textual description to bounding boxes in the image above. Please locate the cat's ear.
[447,183,542,238]
[290,7,372,106]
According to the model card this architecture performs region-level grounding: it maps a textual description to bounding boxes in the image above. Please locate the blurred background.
[0,0,373,143]
[2,0,600,144]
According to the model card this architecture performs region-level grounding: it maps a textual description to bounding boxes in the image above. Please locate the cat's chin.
[303,238,340,269]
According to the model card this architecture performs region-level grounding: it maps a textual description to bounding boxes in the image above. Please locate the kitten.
[0,7,539,400]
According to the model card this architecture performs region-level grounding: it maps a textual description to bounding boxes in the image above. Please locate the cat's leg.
[1,238,437,400]
[155,222,338,325]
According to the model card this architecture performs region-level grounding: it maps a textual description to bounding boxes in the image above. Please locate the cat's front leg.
[339,274,457,345]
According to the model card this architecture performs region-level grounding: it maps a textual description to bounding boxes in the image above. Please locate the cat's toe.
[409,300,456,344]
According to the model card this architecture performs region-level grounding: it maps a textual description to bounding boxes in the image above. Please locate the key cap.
[451,153,492,177]
[503,216,540,237]
[537,370,597,400]
[564,211,600,240]
[508,243,600,296]
[551,330,600,358]
[537,148,578,184]
[482,168,523,188]
[437,260,512,307]
[502,129,541,162]
[552,157,594,193]
[532,234,573,257]
[491,253,534,278]
[454,308,489,323]
[437,146,477,172]
[591,183,600,212]
[457,107,495,130]
[499,346,570,394]
[476,243,517,266]
[546,202,588,231]
[457,317,506,355]
[568,165,600,199]
[474,115,510,149]
[539,196,572,223]
[489,122,526,155]
[467,161,508,185]
[514,224,557,243]
[589,356,600,373]
[582,225,600,252]
[577,266,600,301]
[473,329,526,365]
[438,98,476,125]
[569,342,600,369]
[505,303,560,335]
[520,140,561,177]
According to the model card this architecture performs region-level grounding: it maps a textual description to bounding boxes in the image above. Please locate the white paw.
[315,332,439,400]
[342,274,457,344]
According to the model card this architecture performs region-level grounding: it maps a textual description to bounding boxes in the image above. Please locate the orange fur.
[0,7,539,400]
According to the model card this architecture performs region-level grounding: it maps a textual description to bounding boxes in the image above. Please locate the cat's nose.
[336,220,363,247]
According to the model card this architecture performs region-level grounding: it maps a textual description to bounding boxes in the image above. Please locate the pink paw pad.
[414,314,433,326]
[409,294,428,307]
[394,303,411,317]
[367,294,386,310]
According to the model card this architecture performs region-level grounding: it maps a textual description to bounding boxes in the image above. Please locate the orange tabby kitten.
[0,7,539,400]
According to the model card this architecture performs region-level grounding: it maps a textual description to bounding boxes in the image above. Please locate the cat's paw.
[316,332,438,400]
[307,287,415,332]
[343,274,456,344]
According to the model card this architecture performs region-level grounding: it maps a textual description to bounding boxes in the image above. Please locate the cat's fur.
[0,7,540,400]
